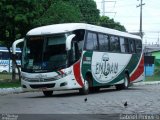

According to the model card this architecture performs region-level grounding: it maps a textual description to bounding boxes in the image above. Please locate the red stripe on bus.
[73,61,83,87]
[58,70,64,75]
[130,55,144,81]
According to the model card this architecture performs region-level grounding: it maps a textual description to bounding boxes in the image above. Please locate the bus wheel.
[79,79,89,95]
[116,74,129,90]
[43,90,53,97]
[2,70,7,73]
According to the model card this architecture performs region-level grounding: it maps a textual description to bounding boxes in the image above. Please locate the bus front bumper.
[21,76,80,92]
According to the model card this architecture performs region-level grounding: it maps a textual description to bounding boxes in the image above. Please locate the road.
[0,84,160,119]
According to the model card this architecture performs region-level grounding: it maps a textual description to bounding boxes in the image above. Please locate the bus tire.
[116,74,129,90]
[43,90,53,97]
[79,79,89,95]
[2,70,7,73]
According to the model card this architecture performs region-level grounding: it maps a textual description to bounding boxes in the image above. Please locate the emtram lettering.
[95,62,118,76]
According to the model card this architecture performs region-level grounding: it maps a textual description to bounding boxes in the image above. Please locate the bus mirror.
[12,38,24,55]
[66,34,75,50]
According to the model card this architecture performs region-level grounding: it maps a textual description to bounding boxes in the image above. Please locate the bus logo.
[95,53,118,77]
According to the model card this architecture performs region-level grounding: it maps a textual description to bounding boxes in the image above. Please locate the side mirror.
[12,38,24,55]
[66,34,75,50]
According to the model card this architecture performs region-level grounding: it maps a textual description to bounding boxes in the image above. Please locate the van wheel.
[116,74,129,90]
[43,90,53,97]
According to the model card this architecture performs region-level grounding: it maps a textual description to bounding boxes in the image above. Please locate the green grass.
[145,76,160,81]
[0,73,21,88]
[0,80,21,88]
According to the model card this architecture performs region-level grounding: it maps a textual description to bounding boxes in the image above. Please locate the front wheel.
[79,80,89,95]
[116,74,129,90]
[43,90,53,97]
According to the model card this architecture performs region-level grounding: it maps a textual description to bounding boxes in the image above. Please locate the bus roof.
[27,23,141,40]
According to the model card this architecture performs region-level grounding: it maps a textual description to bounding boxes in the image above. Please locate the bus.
[15,23,144,96]
[0,46,21,73]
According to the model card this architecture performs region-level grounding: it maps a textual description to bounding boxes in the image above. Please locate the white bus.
[16,23,144,96]
[0,46,21,73]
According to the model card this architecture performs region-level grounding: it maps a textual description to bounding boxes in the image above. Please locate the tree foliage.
[98,16,126,32]
[0,0,126,80]
[64,0,100,24]
[34,1,81,26]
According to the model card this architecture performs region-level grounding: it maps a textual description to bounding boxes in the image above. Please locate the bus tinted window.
[98,34,109,51]
[120,37,129,53]
[129,39,135,53]
[135,40,142,53]
[85,32,98,50]
[110,36,120,52]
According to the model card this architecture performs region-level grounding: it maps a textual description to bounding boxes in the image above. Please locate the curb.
[0,81,160,95]
[133,81,160,86]
[0,87,23,95]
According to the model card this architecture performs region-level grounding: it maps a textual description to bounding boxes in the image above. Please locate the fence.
[0,73,19,81]
[145,59,160,81]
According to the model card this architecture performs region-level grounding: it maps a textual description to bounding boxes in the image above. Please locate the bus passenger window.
[98,34,109,51]
[85,32,98,50]
[120,37,129,53]
[135,40,142,53]
[129,39,135,53]
[110,36,120,52]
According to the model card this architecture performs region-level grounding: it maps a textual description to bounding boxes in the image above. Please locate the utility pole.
[101,0,116,16]
[158,32,160,46]
[102,0,105,16]
[137,0,145,38]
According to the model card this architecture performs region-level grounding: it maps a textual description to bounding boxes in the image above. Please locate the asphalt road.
[0,84,160,120]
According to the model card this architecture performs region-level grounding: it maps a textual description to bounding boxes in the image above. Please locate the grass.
[0,80,21,88]
[0,73,21,88]
[145,76,160,81]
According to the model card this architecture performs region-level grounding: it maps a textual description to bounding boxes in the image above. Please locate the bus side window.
[120,37,129,53]
[135,40,142,53]
[98,33,109,51]
[85,32,98,51]
[129,39,136,53]
[110,36,120,52]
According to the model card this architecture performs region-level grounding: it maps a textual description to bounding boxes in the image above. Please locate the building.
[144,45,160,76]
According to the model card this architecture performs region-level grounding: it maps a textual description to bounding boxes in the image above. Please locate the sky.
[95,0,160,44]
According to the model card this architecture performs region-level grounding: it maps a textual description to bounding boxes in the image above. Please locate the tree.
[0,0,46,80]
[64,0,100,24]
[0,0,82,80]
[98,16,126,32]
[34,1,81,26]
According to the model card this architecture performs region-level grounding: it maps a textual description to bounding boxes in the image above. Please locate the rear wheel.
[116,74,129,90]
[43,90,53,97]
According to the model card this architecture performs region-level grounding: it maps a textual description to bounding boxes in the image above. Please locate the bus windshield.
[22,34,67,73]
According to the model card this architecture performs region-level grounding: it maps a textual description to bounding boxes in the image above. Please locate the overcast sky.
[95,0,160,44]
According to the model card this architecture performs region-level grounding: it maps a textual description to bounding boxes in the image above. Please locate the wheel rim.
[84,80,89,91]
[124,77,128,87]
